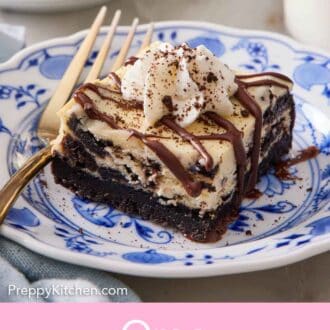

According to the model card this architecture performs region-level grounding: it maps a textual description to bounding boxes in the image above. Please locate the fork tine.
[110,18,139,72]
[38,6,107,138]
[138,23,154,54]
[85,9,122,83]
[44,6,107,110]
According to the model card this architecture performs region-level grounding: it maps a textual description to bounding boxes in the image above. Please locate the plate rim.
[0,20,329,278]
[2,224,330,278]
[2,20,330,72]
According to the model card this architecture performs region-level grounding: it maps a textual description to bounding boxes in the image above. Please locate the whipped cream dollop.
[121,42,237,127]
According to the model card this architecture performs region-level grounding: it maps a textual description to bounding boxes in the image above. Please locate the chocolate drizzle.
[160,116,214,171]
[238,79,289,90]
[81,82,143,110]
[234,71,292,192]
[136,136,202,197]
[73,85,202,197]
[204,112,247,204]
[74,90,118,129]
[72,68,293,199]
[234,78,262,192]
[108,72,122,90]
[124,56,139,66]
[279,145,319,167]
[275,146,319,180]
[245,188,262,199]
[236,72,293,83]
[159,111,246,203]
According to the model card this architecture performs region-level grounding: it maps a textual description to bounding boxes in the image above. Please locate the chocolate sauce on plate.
[275,146,319,180]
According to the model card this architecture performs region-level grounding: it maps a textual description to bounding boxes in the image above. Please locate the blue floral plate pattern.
[0,22,329,278]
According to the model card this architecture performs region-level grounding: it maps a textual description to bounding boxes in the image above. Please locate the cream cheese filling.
[52,42,293,214]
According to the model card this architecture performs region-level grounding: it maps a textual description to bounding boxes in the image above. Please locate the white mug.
[284,0,330,51]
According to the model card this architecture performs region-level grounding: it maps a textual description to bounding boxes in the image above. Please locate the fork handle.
[0,144,52,224]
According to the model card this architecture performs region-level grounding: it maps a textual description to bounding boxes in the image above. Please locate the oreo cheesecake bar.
[51,42,295,242]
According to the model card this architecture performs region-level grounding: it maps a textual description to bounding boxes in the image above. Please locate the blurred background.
[0,0,329,302]
[1,0,328,51]
[0,0,286,46]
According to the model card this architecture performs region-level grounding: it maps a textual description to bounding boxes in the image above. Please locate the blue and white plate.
[0,22,329,278]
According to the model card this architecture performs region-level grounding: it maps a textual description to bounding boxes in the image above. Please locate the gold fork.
[0,8,154,224]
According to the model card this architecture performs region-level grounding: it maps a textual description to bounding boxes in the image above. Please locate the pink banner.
[1,303,329,329]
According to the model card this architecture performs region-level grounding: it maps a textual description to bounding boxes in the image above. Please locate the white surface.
[284,0,330,51]
[0,0,329,301]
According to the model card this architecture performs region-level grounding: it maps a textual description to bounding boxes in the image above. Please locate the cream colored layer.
[53,100,292,212]
[69,113,290,212]
[52,43,293,212]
